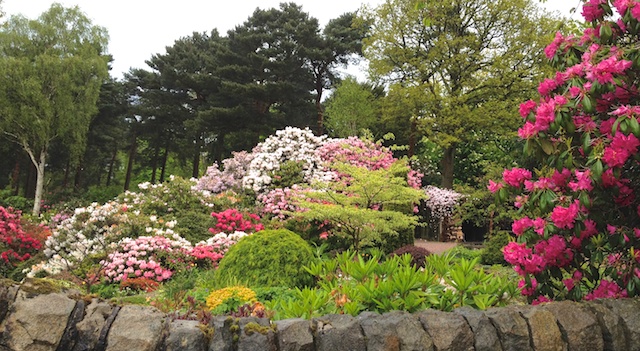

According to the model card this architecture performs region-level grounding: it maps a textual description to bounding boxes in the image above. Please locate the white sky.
[3,0,580,80]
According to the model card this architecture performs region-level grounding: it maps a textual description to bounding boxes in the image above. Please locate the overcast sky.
[3,0,581,80]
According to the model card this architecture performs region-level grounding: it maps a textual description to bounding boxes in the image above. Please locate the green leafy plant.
[214,229,315,288]
[481,231,511,266]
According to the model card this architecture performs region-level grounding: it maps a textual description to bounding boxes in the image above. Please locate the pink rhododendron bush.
[493,0,640,303]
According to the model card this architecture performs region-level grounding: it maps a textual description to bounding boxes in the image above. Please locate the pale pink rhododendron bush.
[493,0,640,303]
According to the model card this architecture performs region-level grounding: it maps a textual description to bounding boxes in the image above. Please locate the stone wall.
[1,280,640,351]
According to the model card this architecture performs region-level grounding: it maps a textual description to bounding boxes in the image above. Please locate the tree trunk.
[25,148,47,216]
[106,147,117,187]
[150,136,161,184]
[63,159,71,189]
[315,81,324,136]
[441,145,455,189]
[192,137,201,179]
[408,117,417,158]
[74,162,83,189]
[160,142,169,183]
[124,132,137,191]
[11,159,20,196]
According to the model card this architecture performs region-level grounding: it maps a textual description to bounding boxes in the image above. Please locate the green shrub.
[215,229,314,288]
[481,230,511,266]
[174,210,217,244]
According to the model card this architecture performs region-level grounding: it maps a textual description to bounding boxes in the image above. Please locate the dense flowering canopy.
[495,0,640,303]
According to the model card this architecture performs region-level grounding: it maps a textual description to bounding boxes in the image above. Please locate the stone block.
[313,314,366,351]
[485,306,533,351]
[275,318,314,351]
[417,309,473,351]
[359,311,434,351]
[105,304,167,351]
[454,306,502,351]
[543,300,603,351]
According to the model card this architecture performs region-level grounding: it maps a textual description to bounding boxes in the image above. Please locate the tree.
[292,161,425,252]
[0,4,109,214]
[361,0,562,188]
[324,76,380,137]
[307,12,368,134]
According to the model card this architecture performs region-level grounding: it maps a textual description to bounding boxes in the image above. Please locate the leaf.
[539,139,554,155]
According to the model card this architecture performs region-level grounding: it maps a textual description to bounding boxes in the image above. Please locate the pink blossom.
[614,0,634,14]
[512,217,533,236]
[632,2,640,20]
[550,202,580,229]
[487,180,504,193]
[519,100,537,118]
[518,122,538,139]
[582,0,606,22]
[568,170,594,192]
[502,168,532,187]
[531,296,552,305]
[538,78,558,96]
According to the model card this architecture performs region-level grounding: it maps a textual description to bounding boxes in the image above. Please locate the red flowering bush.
[0,206,44,274]
[493,0,640,303]
[209,209,264,234]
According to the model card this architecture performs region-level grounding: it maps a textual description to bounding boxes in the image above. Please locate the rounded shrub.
[389,245,431,268]
[215,229,314,288]
[481,230,512,266]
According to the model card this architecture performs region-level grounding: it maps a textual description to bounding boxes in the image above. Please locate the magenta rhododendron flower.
[582,0,607,22]
[487,180,503,193]
[550,201,581,229]
[502,168,532,187]
[519,100,537,118]
[512,217,533,236]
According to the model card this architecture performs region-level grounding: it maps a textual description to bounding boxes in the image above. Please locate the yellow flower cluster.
[206,286,257,310]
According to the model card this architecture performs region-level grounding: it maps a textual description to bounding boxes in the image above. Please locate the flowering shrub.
[243,127,328,192]
[257,186,306,219]
[206,286,257,312]
[195,151,253,193]
[119,277,160,293]
[423,186,465,220]
[102,235,192,283]
[209,209,264,234]
[0,207,44,273]
[494,0,640,303]
[30,176,217,277]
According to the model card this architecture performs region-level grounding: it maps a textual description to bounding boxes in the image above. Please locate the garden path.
[413,239,458,255]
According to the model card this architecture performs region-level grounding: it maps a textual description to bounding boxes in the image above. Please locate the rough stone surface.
[313,314,366,351]
[586,301,628,351]
[0,292,76,351]
[543,300,604,351]
[71,299,116,351]
[56,299,86,351]
[237,317,277,351]
[164,319,207,351]
[0,283,18,326]
[485,306,533,351]
[595,298,640,350]
[516,305,566,351]
[417,309,473,351]
[454,307,502,351]
[275,318,314,351]
[358,311,434,351]
[208,316,234,351]
[105,304,167,351]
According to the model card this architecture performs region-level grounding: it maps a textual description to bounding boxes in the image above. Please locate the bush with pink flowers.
[209,209,264,234]
[0,206,44,275]
[494,0,640,303]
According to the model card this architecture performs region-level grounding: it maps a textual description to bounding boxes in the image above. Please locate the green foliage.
[269,160,305,189]
[174,211,217,244]
[324,77,379,138]
[390,244,431,268]
[292,160,425,252]
[481,231,511,266]
[270,250,518,319]
[0,3,110,215]
[215,229,315,288]
[0,190,32,213]
[442,246,483,262]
